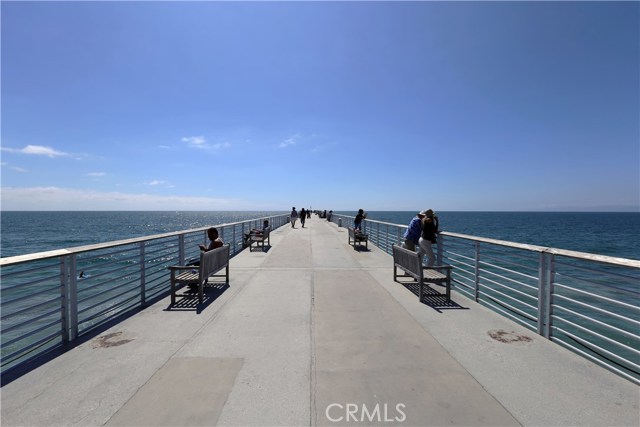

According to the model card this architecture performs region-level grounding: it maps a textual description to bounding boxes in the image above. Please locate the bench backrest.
[392,244,423,281]
[348,227,355,237]
[199,244,230,282]
[263,227,271,237]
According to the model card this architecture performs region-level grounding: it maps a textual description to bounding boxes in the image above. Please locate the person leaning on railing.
[419,210,438,267]
[354,209,367,235]
[402,211,426,251]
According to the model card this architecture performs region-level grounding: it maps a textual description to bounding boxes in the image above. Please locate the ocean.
[2,211,639,260]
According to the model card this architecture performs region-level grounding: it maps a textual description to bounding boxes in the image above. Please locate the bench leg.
[419,282,424,302]
[170,272,176,305]
[198,281,204,304]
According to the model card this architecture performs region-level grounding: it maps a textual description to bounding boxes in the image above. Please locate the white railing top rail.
[332,214,640,268]
[0,215,282,267]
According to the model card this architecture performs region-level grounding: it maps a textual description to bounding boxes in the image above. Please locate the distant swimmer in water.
[79,271,86,279]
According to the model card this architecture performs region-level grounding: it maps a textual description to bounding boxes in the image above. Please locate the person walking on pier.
[300,208,307,227]
[402,211,426,251]
[419,209,439,267]
[290,207,299,228]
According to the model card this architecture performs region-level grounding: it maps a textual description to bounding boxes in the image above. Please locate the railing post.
[179,234,185,265]
[474,241,481,302]
[241,222,246,252]
[232,225,237,255]
[385,224,389,253]
[140,242,146,307]
[61,254,78,342]
[537,252,547,336]
[546,253,555,339]
[437,234,444,265]
[537,251,555,338]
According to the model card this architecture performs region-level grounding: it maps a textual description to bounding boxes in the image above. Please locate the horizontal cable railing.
[0,214,289,375]
[330,214,640,384]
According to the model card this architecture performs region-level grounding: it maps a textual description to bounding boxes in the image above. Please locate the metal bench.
[348,227,368,249]
[392,244,452,301]
[168,244,230,304]
[249,226,271,252]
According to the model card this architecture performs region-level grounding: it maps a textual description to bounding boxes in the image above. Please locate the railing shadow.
[249,245,272,253]
[396,279,467,312]
[1,289,172,386]
[165,283,229,314]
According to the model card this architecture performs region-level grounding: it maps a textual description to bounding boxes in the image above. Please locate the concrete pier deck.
[2,216,638,427]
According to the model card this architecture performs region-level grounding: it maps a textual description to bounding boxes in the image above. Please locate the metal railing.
[0,214,290,375]
[331,214,640,384]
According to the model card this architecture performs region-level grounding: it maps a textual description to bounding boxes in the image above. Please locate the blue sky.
[2,1,638,212]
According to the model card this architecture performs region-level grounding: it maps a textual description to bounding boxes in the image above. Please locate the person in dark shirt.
[199,227,224,252]
[354,209,367,231]
[244,220,269,246]
[300,208,307,228]
[418,210,439,266]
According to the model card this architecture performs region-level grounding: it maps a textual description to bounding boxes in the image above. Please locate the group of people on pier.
[195,208,437,268]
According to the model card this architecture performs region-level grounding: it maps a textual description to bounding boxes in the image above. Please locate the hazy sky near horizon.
[2,1,638,212]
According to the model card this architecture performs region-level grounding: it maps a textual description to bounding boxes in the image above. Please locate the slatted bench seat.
[168,244,230,304]
[348,227,368,249]
[392,244,452,301]
[249,227,271,252]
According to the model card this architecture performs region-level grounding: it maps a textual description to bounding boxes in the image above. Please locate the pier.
[1,215,638,426]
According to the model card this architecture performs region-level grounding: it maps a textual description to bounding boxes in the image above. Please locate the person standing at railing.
[402,211,426,251]
[354,209,367,232]
[419,209,438,267]
[290,207,299,228]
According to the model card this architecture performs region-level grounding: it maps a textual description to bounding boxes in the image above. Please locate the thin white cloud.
[1,145,71,158]
[181,136,231,150]
[86,172,106,177]
[146,180,167,186]
[1,162,28,173]
[279,134,300,148]
[182,136,207,148]
[1,187,242,211]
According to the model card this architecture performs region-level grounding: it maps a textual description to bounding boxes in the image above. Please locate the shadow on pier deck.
[1,216,638,426]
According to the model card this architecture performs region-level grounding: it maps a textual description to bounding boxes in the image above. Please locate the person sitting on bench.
[244,220,269,246]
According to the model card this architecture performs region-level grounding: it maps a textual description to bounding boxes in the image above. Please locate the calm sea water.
[1,211,639,260]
